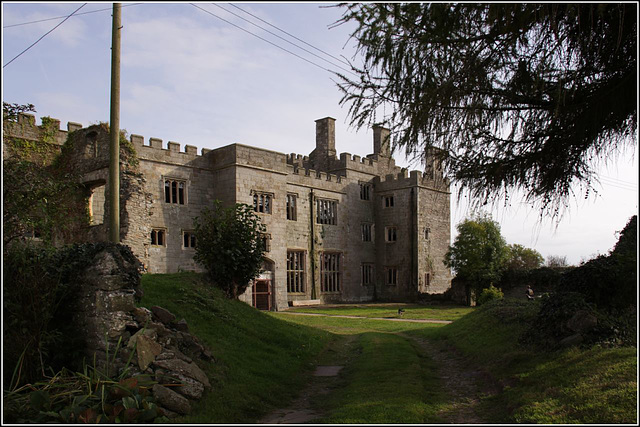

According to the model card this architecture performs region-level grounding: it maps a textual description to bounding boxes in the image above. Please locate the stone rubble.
[75,246,214,418]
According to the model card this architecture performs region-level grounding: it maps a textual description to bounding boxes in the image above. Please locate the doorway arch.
[252,258,274,310]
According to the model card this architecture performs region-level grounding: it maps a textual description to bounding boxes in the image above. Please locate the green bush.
[194,201,265,298]
[519,291,636,349]
[477,285,504,305]
[3,339,166,424]
[3,242,141,390]
[558,215,636,310]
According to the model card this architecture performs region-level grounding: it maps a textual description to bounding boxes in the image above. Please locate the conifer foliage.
[336,3,637,216]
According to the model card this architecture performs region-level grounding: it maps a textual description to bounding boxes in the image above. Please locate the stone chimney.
[315,117,336,157]
[373,124,390,157]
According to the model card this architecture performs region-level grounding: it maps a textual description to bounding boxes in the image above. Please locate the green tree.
[546,255,569,268]
[335,3,637,217]
[444,213,509,294]
[505,244,544,271]
[194,201,266,299]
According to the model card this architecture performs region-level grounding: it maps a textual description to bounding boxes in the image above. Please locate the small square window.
[424,227,431,240]
[384,195,394,208]
[151,228,166,247]
[253,191,273,214]
[183,231,196,248]
[386,267,398,285]
[386,226,397,242]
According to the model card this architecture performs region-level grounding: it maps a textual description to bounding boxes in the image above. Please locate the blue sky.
[3,2,638,265]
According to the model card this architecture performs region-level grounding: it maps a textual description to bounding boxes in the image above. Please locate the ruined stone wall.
[73,245,213,418]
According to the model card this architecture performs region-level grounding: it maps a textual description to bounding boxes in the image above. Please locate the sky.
[2,2,638,266]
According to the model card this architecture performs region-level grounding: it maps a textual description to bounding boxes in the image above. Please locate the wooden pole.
[109,3,121,243]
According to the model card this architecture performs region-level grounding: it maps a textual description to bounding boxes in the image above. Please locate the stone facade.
[4,114,452,310]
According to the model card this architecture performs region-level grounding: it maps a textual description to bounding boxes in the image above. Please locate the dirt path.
[258,334,358,424]
[259,322,498,424]
[401,333,501,424]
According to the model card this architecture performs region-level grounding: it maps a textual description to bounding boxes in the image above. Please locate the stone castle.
[3,114,452,311]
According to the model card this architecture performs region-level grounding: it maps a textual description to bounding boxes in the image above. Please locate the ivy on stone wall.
[3,103,90,247]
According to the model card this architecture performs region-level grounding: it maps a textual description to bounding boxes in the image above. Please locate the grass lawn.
[138,274,637,424]
[285,303,474,321]
[270,313,449,424]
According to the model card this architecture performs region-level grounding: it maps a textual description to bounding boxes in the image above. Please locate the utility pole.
[109,3,121,243]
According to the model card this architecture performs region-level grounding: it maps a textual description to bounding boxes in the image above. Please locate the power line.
[189,3,342,77]
[213,3,356,76]
[2,3,143,29]
[3,3,88,69]
[599,175,638,187]
[597,177,638,192]
[228,3,354,70]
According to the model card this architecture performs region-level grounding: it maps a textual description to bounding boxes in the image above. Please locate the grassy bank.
[409,299,638,423]
[138,273,331,423]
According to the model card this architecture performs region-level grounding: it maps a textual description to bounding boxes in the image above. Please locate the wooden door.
[252,279,272,311]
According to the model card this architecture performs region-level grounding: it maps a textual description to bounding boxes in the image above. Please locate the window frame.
[361,223,373,242]
[286,250,306,293]
[385,226,398,242]
[383,194,395,208]
[151,228,167,247]
[261,233,272,253]
[361,263,375,286]
[286,193,297,221]
[164,178,187,205]
[182,230,197,249]
[316,198,338,225]
[359,181,372,201]
[252,191,274,214]
[320,251,342,293]
[386,267,398,286]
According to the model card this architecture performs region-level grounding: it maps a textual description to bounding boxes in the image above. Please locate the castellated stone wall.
[4,113,452,309]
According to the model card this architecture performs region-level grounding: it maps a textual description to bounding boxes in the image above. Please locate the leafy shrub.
[520,292,594,348]
[194,201,266,298]
[477,285,504,305]
[558,216,636,310]
[519,291,636,350]
[3,339,166,424]
[3,242,141,390]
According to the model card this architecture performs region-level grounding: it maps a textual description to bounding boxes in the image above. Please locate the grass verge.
[408,298,638,424]
[286,303,474,321]
[138,272,332,423]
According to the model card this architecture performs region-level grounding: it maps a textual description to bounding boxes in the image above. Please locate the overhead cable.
[3,3,88,68]
[3,3,143,29]
[213,3,356,76]
[229,3,354,69]
[190,3,341,77]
